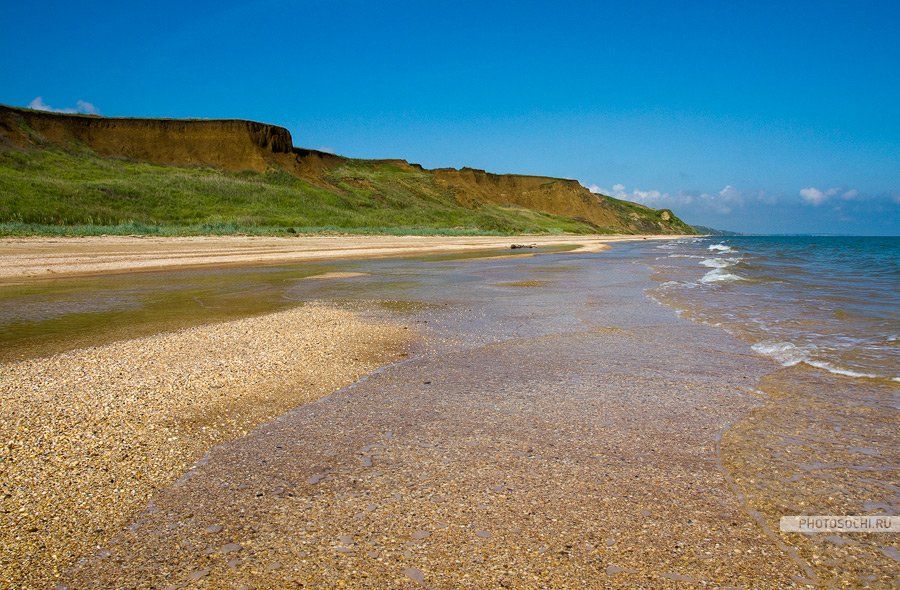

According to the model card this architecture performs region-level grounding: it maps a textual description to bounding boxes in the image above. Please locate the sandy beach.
[2,238,892,589]
[0,305,412,588]
[49,242,809,588]
[0,234,670,281]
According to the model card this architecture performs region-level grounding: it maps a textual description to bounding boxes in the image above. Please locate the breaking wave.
[700,268,744,283]
[751,341,885,380]
[700,257,741,268]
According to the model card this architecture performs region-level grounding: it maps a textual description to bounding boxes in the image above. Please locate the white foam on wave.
[752,341,811,366]
[752,341,887,380]
[708,243,734,253]
[700,268,744,283]
[657,280,698,290]
[806,360,880,379]
[700,257,740,268]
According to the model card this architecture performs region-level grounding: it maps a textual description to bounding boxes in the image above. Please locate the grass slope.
[0,148,604,236]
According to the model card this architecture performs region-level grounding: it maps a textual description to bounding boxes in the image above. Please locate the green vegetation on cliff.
[0,105,696,236]
[0,149,603,235]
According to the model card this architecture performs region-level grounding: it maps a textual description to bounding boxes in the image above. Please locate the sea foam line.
[751,341,886,380]
[700,268,744,283]
[700,257,741,268]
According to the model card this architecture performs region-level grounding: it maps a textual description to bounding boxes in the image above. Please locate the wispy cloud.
[585,182,756,215]
[27,97,99,115]
[799,186,860,206]
[587,181,880,216]
[799,187,827,205]
[583,180,896,233]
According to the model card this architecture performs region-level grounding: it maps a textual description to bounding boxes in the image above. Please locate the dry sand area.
[0,234,667,281]
[0,304,413,588]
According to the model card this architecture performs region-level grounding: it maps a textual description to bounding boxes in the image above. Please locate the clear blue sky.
[2,0,898,234]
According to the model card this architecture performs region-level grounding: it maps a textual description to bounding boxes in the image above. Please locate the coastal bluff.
[0,104,695,235]
[433,167,647,232]
[0,106,293,172]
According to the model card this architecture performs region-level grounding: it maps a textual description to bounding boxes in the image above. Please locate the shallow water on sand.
[648,235,898,383]
[0,247,568,363]
[5,242,897,587]
[650,236,899,588]
[61,243,811,588]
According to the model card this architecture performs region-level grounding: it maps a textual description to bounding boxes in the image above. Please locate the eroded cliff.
[0,105,694,234]
[1,106,293,172]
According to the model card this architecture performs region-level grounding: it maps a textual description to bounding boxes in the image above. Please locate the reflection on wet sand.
[722,365,898,587]
[3,241,893,588]
[58,244,806,588]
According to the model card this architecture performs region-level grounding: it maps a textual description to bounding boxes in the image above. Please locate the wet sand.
[0,305,412,589]
[0,234,670,281]
[53,244,817,588]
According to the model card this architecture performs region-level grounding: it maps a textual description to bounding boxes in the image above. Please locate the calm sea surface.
[649,236,898,385]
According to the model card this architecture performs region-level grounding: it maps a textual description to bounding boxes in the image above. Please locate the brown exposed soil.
[0,106,292,172]
[433,167,628,231]
[0,104,693,235]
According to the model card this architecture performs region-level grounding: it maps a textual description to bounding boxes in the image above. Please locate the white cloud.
[27,96,99,115]
[75,100,99,115]
[799,187,828,205]
[841,188,859,200]
[718,185,741,200]
[582,182,779,217]
[632,189,664,202]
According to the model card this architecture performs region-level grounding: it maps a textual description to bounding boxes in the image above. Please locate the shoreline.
[0,303,414,588]
[7,240,867,588]
[0,234,676,281]
[61,243,807,587]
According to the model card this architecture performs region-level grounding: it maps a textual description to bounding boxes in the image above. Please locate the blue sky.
[1,0,898,234]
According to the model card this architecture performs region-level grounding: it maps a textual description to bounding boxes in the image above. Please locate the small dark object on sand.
[510,244,536,249]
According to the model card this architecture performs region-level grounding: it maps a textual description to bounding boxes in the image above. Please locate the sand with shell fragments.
[0,234,657,281]
[0,304,412,589]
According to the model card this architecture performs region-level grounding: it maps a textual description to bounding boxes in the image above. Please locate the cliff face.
[0,106,293,172]
[0,104,695,234]
[434,168,618,227]
[432,167,671,232]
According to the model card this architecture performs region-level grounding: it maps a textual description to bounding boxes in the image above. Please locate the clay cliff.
[0,104,695,234]
[0,106,292,172]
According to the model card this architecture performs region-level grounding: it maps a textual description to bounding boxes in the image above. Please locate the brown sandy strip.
[303,271,369,280]
[0,234,675,281]
[0,304,413,589]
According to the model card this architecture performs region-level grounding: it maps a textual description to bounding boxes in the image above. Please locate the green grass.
[0,148,602,236]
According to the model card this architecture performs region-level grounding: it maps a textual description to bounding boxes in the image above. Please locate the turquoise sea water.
[650,236,899,384]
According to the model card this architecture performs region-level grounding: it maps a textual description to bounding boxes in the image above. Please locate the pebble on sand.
[404,567,426,584]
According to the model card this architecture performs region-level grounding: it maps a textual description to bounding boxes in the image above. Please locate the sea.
[648,235,899,583]
[649,235,898,386]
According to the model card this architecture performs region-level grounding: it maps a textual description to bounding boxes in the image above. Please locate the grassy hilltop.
[0,149,600,236]
[0,105,695,236]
